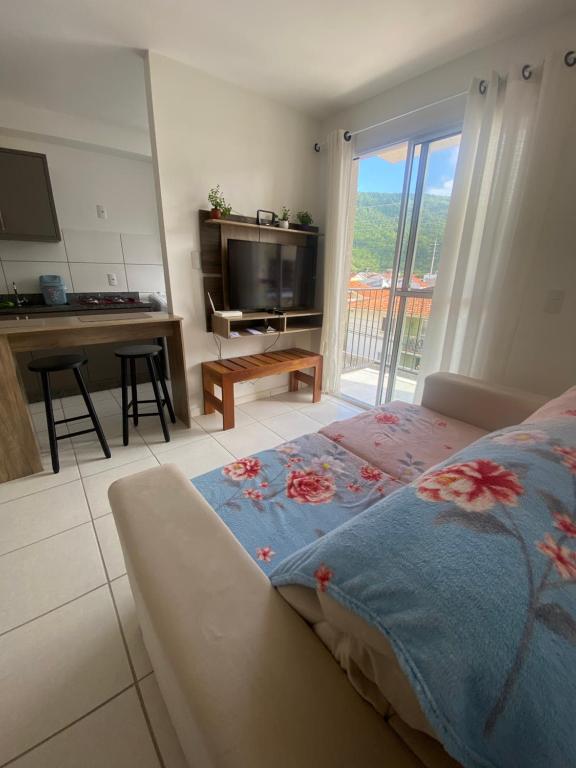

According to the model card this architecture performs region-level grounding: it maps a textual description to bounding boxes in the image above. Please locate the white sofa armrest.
[109,465,421,768]
[421,372,547,432]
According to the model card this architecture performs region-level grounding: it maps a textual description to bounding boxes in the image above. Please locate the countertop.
[0,302,154,316]
[0,312,182,337]
[0,292,156,316]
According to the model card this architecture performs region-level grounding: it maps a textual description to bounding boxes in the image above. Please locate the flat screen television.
[228,239,316,311]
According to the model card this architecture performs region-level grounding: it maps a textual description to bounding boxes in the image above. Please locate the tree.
[351,192,451,276]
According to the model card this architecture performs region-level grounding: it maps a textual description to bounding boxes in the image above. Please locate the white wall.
[146,52,321,412]
[321,11,576,149]
[320,10,576,397]
[0,132,164,296]
[0,97,150,157]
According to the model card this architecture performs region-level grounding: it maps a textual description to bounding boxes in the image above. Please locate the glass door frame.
[374,128,461,405]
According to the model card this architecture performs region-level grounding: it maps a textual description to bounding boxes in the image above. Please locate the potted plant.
[296,210,314,230]
[278,206,290,229]
[208,185,232,219]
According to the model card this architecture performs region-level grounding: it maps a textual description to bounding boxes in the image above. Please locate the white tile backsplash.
[0,264,7,293]
[121,233,162,265]
[69,262,128,293]
[0,230,163,296]
[63,230,123,263]
[3,261,73,294]
[0,240,68,263]
[125,264,165,293]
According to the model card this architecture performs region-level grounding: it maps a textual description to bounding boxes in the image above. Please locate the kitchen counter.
[0,312,189,483]
[0,302,154,316]
[0,292,154,316]
[0,312,167,337]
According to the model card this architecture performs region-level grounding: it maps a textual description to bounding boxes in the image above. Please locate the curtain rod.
[313,51,575,152]
[313,90,468,152]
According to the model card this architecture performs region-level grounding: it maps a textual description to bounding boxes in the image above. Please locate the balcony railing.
[343,288,430,375]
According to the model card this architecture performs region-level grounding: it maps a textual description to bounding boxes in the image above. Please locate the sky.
[357,143,460,196]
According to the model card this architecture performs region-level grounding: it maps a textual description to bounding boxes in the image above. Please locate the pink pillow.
[524,385,576,422]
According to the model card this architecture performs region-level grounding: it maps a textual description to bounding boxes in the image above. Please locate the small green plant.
[208,185,232,217]
[296,210,313,226]
[279,206,290,221]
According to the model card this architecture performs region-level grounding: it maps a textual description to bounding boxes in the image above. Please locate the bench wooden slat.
[218,360,245,371]
[231,357,257,370]
[205,361,235,375]
[268,351,299,361]
[265,352,291,362]
[291,348,319,359]
[274,350,303,360]
[241,355,268,367]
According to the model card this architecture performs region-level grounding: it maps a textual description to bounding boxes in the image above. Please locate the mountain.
[351,191,451,276]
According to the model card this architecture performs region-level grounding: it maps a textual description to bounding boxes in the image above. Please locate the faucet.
[12,282,28,308]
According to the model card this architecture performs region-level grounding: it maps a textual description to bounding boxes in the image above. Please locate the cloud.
[427,179,453,197]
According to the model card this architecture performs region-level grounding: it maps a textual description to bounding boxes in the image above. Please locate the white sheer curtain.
[417,53,573,396]
[320,129,357,393]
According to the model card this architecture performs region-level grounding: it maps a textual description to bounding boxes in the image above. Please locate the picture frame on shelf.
[256,209,277,226]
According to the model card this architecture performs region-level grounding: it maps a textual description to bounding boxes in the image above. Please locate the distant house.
[348,274,433,322]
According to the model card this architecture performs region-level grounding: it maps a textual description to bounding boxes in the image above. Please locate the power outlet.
[96,204,107,220]
[107,273,118,287]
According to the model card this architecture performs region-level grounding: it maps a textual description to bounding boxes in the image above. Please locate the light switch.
[107,273,118,286]
[96,204,107,220]
[190,250,201,270]
[543,289,565,315]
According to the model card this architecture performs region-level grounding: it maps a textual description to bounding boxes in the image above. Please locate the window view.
[341,133,461,405]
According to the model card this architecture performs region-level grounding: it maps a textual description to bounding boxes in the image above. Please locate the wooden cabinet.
[0,147,60,242]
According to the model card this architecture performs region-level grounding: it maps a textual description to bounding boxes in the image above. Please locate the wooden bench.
[202,347,323,430]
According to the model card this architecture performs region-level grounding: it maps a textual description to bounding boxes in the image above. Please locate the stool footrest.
[127,399,166,412]
[54,414,90,426]
[58,428,97,440]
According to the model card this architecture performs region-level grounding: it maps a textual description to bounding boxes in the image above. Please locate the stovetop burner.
[78,296,143,306]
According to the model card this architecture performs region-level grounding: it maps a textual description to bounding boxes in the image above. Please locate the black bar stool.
[28,354,111,474]
[115,344,176,446]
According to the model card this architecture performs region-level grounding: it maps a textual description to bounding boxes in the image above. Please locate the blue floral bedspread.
[192,432,403,572]
[271,420,576,768]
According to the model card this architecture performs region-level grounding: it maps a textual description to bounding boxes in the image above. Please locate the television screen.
[280,244,315,309]
[228,239,315,311]
[228,240,279,311]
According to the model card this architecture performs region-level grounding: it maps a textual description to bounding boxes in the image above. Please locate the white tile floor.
[0,383,364,767]
[340,366,418,406]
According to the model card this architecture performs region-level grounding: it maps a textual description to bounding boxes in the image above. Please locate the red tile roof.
[347,285,432,319]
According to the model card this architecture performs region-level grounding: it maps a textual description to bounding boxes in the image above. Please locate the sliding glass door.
[341,132,461,405]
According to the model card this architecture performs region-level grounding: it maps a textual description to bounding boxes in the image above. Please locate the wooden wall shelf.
[204,218,321,237]
[198,210,321,332]
[211,310,323,340]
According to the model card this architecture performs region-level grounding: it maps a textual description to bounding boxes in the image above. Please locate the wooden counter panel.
[8,322,176,353]
[0,337,42,481]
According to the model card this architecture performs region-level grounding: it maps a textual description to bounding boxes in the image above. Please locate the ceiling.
[0,0,573,131]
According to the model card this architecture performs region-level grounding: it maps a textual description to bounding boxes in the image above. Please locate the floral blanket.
[320,400,486,483]
[192,433,402,572]
[271,420,576,768]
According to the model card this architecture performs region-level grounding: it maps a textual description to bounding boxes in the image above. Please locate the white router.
[208,292,242,318]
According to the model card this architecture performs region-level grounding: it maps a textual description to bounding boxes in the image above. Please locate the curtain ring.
[478,79,488,95]
[314,143,321,153]
[343,131,352,142]
[565,51,576,68]
[522,64,532,80]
